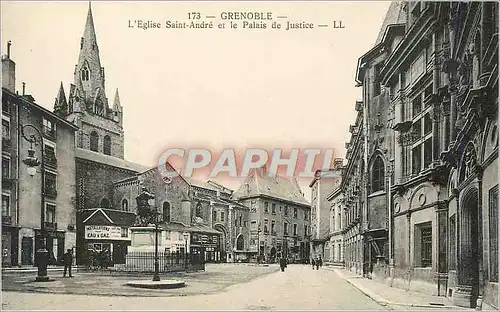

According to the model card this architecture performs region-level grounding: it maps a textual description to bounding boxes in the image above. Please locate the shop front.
[84,224,131,265]
[190,232,220,263]
[76,208,136,265]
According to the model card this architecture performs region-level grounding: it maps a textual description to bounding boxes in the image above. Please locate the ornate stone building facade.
[340,2,498,309]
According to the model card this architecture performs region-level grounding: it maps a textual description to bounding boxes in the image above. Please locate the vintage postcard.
[1,0,499,310]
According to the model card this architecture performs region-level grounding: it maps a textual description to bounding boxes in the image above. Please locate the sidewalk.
[325,267,497,311]
[2,265,79,273]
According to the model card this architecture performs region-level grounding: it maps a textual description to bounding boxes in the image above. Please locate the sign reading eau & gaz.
[85,225,129,241]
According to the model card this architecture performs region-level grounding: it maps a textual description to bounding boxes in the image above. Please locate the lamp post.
[153,210,160,282]
[182,232,189,271]
[21,124,49,282]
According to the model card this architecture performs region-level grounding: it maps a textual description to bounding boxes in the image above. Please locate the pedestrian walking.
[280,256,287,272]
[318,256,323,268]
[311,258,315,270]
[315,257,320,270]
[63,249,73,278]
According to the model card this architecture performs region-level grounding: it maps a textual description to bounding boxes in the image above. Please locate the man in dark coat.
[311,258,315,270]
[279,257,287,272]
[63,249,73,277]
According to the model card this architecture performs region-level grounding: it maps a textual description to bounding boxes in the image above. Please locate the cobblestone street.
[3,264,387,310]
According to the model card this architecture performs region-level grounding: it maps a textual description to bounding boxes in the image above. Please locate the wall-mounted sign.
[85,225,130,241]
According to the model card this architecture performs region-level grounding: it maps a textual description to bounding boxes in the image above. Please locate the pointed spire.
[113,88,122,111]
[54,82,68,116]
[83,1,97,49]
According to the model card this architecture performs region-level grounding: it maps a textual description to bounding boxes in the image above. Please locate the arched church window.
[81,67,89,81]
[90,131,99,152]
[196,203,203,218]
[163,202,171,222]
[371,156,385,193]
[122,199,128,212]
[236,235,244,251]
[103,135,111,155]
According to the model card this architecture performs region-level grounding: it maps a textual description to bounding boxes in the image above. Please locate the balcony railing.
[43,187,57,198]
[43,127,56,141]
[2,176,13,188]
[44,155,57,168]
[2,138,11,151]
[44,222,57,230]
[2,215,12,225]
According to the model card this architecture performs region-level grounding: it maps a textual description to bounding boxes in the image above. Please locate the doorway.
[460,189,480,308]
[21,237,33,265]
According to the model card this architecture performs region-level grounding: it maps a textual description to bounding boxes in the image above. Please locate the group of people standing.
[311,256,323,270]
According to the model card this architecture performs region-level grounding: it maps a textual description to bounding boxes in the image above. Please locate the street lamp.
[21,124,49,282]
[153,209,160,282]
[182,232,189,271]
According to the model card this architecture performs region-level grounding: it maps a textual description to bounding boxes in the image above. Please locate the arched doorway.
[236,235,244,250]
[213,224,227,263]
[459,188,480,307]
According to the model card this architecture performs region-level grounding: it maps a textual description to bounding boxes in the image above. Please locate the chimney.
[22,82,25,95]
[1,40,16,92]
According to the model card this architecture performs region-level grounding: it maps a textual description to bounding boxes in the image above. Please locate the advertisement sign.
[85,225,130,241]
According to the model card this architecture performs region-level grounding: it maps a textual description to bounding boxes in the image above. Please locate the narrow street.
[2,265,388,310]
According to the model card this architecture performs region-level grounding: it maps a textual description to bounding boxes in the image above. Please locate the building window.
[489,185,499,282]
[284,206,288,216]
[264,202,269,213]
[293,207,298,218]
[81,66,90,81]
[304,225,308,236]
[293,224,297,236]
[43,118,56,139]
[2,194,10,216]
[121,227,128,238]
[196,203,202,218]
[271,203,276,214]
[45,203,56,224]
[2,98,10,115]
[44,172,57,197]
[212,210,217,222]
[90,131,99,152]
[100,198,110,208]
[371,156,385,193]
[103,135,111,155]
[304,211,308,220]
[163,202,170,222]
[221,211,225,222]
[44,145,57,166]
[239,215,242,226]
[2,157,10,178]
[251,221,257,231]
[250,201,257,213]
[122,199,128,212]
[264,219,268,234]
[284,222,288,235]
[271,220,275,234]
[415,222,432,267]
[236,235,244,250]
[2,120,10,139]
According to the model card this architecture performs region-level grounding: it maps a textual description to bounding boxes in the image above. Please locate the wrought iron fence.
[113,251,205,273]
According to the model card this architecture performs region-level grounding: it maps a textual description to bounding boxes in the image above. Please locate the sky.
[1,0,391,199]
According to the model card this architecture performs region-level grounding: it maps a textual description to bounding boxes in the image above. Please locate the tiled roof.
[231,169,310,206]
[374,2,406,45]
[76,148,149,172]
[184,177,233,194]
[77,208,136,226]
